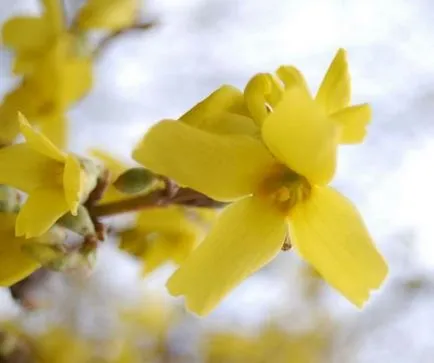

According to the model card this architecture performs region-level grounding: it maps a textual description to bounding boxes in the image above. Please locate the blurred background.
[2,0,434,362]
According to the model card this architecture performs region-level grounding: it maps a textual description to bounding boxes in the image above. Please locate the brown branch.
[92,21,158,59]
[89,187,225,218]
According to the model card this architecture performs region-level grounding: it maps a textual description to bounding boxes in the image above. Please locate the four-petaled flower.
[0,115,98,238]
[133,49,388,315]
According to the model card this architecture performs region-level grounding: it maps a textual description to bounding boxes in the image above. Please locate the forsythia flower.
[1,0,93,147]
[0,115,98,238]
[32,328,91,363]
[76,0,139,31]
[119,206,215,275]
[0,212,65,286]
[133,50,387,315]
[205,326,325,363]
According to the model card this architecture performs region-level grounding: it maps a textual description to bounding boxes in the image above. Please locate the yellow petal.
[331,104,371,144]
[288,186,388,307]
[76,0,138,31]
[39,115,68,149]
[181,85,248,124]
[42,0,64,34]
[0,144,58,193]
[63,155,84,215]
[16,188,69,238]
[89,149,128,180]
[136,207,193,234]
[2,17,49,50]
[185,112,259,137]
[0,213,41,286]
[244,73,284,125]
[315,48,350,114]
[167,196,287,316]
[61,57,93,107]
[261,87,338,185]
[133,120,275,201]
[276,65,310,96]
[18,114,66,162]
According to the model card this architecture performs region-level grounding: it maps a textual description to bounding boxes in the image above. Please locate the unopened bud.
[57,205,96,236]
[113,167,155,194]
[77,157,105,203]
[21,243,67,268]
[0,185,20,213]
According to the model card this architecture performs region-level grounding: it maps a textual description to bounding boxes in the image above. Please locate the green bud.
[48,249,97,273]
[0,185,20,213]
[113,167,155,194]
[21,243,67,268]
[57,205,96,237]
[77,157,105,203]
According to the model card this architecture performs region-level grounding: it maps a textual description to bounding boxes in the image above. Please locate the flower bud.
[57,205,96,236]
[0,185,20,213]
[113,167,156,194]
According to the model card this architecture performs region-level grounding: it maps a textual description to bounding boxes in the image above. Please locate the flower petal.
[0,213,40,286]
[89,149,128,180]
[2,17,49,50]
[186,112,259,137]
[167,196,287,316]
[133,120,275,201]
[19,114,66,162]
[261,86,338,185]
[63,155,84,215]
[331,104,371,144]
[16,187,69,238]
[315,48,350,114]
[38,115,68,149]
[180,85,248,125]
[276,65,310,96]
[76,0,138,31]
[288,186,388,307]
[42,0,64,33]
[244,73,284,125]
[0,144,58,193]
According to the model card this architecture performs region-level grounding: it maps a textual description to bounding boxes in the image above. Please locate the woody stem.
[89,187,225,218]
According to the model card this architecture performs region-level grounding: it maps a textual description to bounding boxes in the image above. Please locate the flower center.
[256,164,311,214]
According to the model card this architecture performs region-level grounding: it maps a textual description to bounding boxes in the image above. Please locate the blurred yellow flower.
[33,327,91,363]
[244,48,371,144]
[120,206,215,275]
[1,0,66,74]
[76,0,139,31]
[0,115,97,238]
[133,64,387,315]
[0,37,93,147]
[0,212,65,286]
[1,0,93,147]
[205,326,326,363]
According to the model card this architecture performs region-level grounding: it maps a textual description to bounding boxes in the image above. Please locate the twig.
[89,187,225,218]
[93,21,158,59]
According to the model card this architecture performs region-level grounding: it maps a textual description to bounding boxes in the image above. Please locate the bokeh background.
[2,0,434,362]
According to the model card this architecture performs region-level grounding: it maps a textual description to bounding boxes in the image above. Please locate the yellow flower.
[244,48,371,144]
[1,0,93,147]
[0,115,97,238]
[33,327,91,363]
[0,212,65,286]
[0,37,93,147]
[2,0,67,74]
[133,79,387,315]
[76,0,139,31]
[120,206,214,275]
